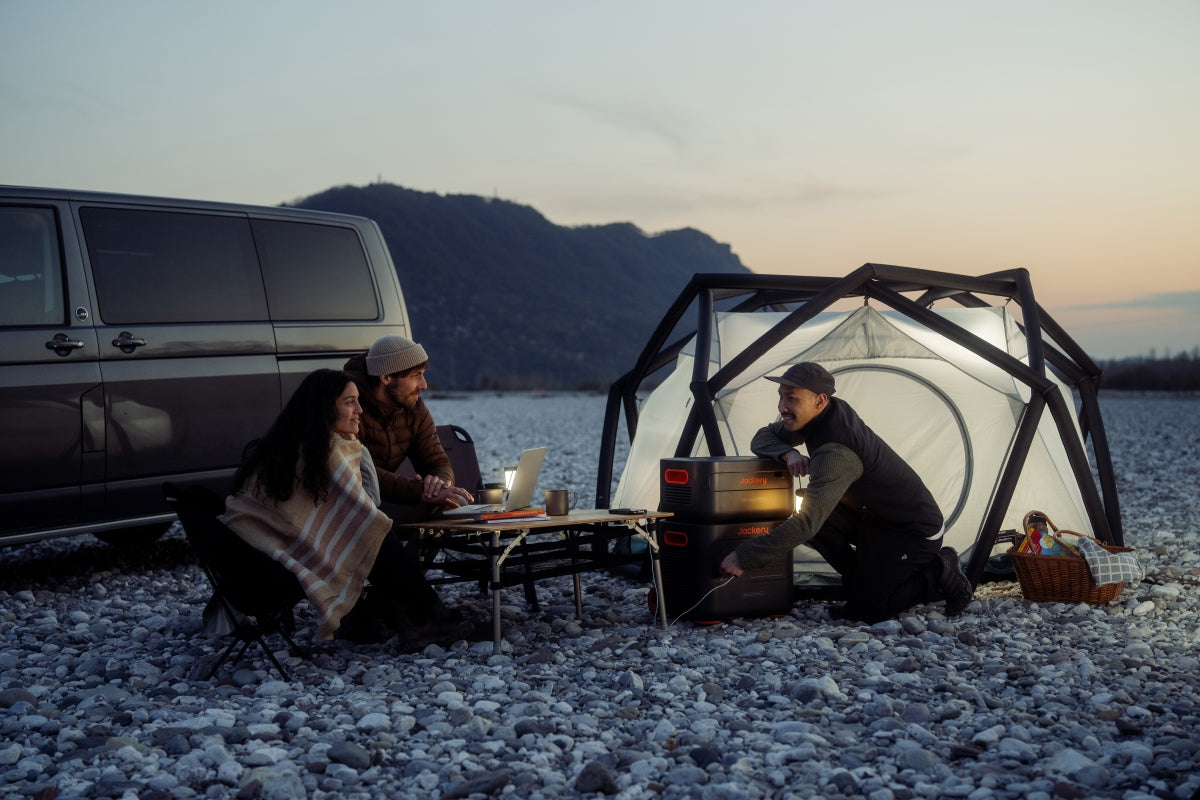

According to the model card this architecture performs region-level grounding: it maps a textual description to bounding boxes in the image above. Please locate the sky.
[3,0,1197,360]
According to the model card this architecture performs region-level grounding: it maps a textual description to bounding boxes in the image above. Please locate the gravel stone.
[0,392,1196,800]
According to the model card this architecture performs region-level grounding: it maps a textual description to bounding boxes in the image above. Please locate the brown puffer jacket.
[343,354,453,503]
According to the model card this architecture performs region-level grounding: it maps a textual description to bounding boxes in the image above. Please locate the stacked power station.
[655,456,795,622]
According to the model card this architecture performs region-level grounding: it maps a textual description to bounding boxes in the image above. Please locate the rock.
[442,769,512,799]
[574,760,619,794]
[355,712,390,732]
[327,741,371,770]
[259,770,307,800]
[949,743,984,759]
[900,703,932,724]
[0,689,37,708]
[689,745,721,768]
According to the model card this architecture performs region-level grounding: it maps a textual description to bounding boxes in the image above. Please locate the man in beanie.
[344,335,473,511]
[719,362,973,622]
[341,334,474,639]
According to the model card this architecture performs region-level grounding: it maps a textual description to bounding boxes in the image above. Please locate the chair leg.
[206,637,250,681]
[206,619,294,682]
[275,626,301,655]
[263,612,303,679]
[256,637,291,682]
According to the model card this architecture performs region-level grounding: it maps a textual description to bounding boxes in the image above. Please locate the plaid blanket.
[1077,536,1144,587]
[222,435,393,640]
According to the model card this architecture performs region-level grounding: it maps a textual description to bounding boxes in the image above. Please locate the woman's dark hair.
[233,369,354,503]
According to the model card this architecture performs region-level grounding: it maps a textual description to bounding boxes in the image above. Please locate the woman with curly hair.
[222,369,466,644]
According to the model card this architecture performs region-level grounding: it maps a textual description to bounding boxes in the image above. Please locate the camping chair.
[163,481,306,681]
[394,424,484,495]
[393,423,485,570]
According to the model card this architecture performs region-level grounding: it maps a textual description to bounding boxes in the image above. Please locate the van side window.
[0,207,65,327]
[252,219,379,321]
[79,207,268,324]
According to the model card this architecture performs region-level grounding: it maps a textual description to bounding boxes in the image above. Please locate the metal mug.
[544,489,577,516]
[477,487,504,505]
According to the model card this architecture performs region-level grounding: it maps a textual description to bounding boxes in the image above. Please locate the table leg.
[648,528,669,630]
[572,573,583,619]
[622,520,670,631]
[491,529,502,655]
[566,528,583,619]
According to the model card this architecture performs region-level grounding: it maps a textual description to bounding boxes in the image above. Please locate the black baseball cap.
[765,362,836,396]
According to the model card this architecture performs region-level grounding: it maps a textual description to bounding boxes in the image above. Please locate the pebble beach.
[1,391,1197,800]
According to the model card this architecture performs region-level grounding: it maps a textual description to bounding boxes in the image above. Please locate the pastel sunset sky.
[3,1,1196,359]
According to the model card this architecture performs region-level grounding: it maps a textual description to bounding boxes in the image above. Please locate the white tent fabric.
[613,305,1092,563]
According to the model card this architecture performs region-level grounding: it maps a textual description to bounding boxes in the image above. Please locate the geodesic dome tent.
[595,266,1122,585]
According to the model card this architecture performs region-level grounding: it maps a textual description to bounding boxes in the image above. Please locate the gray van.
[0,186,412,546]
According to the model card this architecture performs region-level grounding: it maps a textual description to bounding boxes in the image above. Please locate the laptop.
[440,446,547,519]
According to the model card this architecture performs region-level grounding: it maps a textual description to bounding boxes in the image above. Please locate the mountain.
[288,183,750,390]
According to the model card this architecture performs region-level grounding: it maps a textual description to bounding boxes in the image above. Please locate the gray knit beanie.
[365,335,429,377]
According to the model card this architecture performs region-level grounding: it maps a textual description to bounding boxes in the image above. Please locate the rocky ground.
[1,392,1197,800]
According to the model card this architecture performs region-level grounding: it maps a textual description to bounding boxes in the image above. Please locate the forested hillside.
[291,183,750,389]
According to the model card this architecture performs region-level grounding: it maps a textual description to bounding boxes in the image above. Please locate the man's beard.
[388,385,417,409]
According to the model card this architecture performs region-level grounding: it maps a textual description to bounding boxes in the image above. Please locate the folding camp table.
[397,509,671,654]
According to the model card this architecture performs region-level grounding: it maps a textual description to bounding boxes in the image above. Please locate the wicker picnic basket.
[1007,510,1134,604]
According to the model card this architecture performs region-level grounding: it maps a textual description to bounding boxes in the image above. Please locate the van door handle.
[111,332,148,354]
[45,333,86,355]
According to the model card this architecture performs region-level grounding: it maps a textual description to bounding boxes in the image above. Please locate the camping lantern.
[795,487,805,514]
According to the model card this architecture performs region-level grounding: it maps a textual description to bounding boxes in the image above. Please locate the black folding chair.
[163,482,306,681]
[393,423,487,571]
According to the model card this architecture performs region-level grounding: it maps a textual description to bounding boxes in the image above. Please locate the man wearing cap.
[341,335,474,638]
[719,362,974,622]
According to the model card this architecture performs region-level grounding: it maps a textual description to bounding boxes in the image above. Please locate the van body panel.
[0,360,98,530]
[98,352,280,504]
[0,199,100,532]
[271,324,410,354]
[0,186,412,545]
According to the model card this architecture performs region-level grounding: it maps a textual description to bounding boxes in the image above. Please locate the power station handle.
[662,529,689,547]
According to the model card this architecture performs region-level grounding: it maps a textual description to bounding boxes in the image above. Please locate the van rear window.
[0,206,64,327]
[80,207,268,324]
[252,219,379,321]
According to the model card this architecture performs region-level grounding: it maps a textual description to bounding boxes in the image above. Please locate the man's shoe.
[406,598,465,626]
[465,619,493,642]
[827,604,856,621]
[426,604,466,624]
[938,547,973,617]
[335,611,391,644]
[393,618,475,652]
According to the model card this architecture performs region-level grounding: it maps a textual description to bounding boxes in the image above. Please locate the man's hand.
[719,551,743,578]
[419,475,474,508]
[782,450,811,478]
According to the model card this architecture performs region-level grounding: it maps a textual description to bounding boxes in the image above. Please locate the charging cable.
[667,574,737,628]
